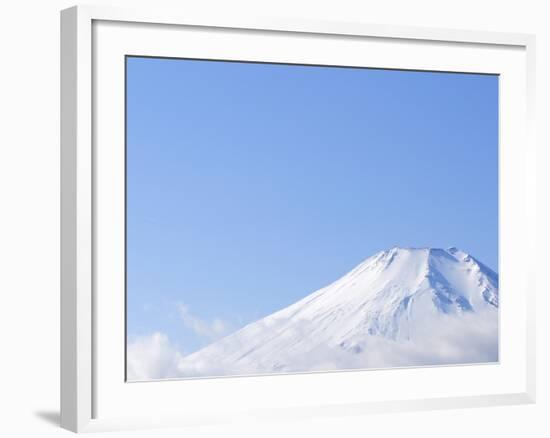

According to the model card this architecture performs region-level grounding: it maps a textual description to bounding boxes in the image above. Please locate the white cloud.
[126,332,183,381]
[178,304,232,341]
[128,310,498,380]
[126,306,235,381]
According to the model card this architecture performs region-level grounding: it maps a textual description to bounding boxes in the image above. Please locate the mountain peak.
[380,245,467,256]
[368,246,485,272]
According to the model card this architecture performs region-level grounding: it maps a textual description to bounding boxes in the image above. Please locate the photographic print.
[125,57,498,381]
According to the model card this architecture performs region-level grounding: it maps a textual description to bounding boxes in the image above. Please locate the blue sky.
[126,57,498,354]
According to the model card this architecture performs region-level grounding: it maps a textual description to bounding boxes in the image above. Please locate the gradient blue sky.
[126,57,498,354]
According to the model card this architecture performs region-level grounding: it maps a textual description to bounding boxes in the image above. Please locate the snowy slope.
[176,247,499,377]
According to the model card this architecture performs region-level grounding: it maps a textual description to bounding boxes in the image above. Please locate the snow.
[172,247,499,378]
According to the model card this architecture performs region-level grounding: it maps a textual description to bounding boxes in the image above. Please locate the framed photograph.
[61,5,536,433]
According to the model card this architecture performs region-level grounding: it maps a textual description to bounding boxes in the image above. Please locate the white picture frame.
[60,4,537,433]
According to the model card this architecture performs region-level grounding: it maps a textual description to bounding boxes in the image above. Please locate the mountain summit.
[177,247,499,377]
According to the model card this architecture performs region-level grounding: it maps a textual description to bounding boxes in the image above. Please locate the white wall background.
[0,0,547,436]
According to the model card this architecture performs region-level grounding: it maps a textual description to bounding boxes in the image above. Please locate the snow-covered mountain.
[176,247,499,377]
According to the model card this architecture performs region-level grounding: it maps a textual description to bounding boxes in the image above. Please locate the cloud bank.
[127,309,498,381]
[127,304,234,381]
[126,332,183,381]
